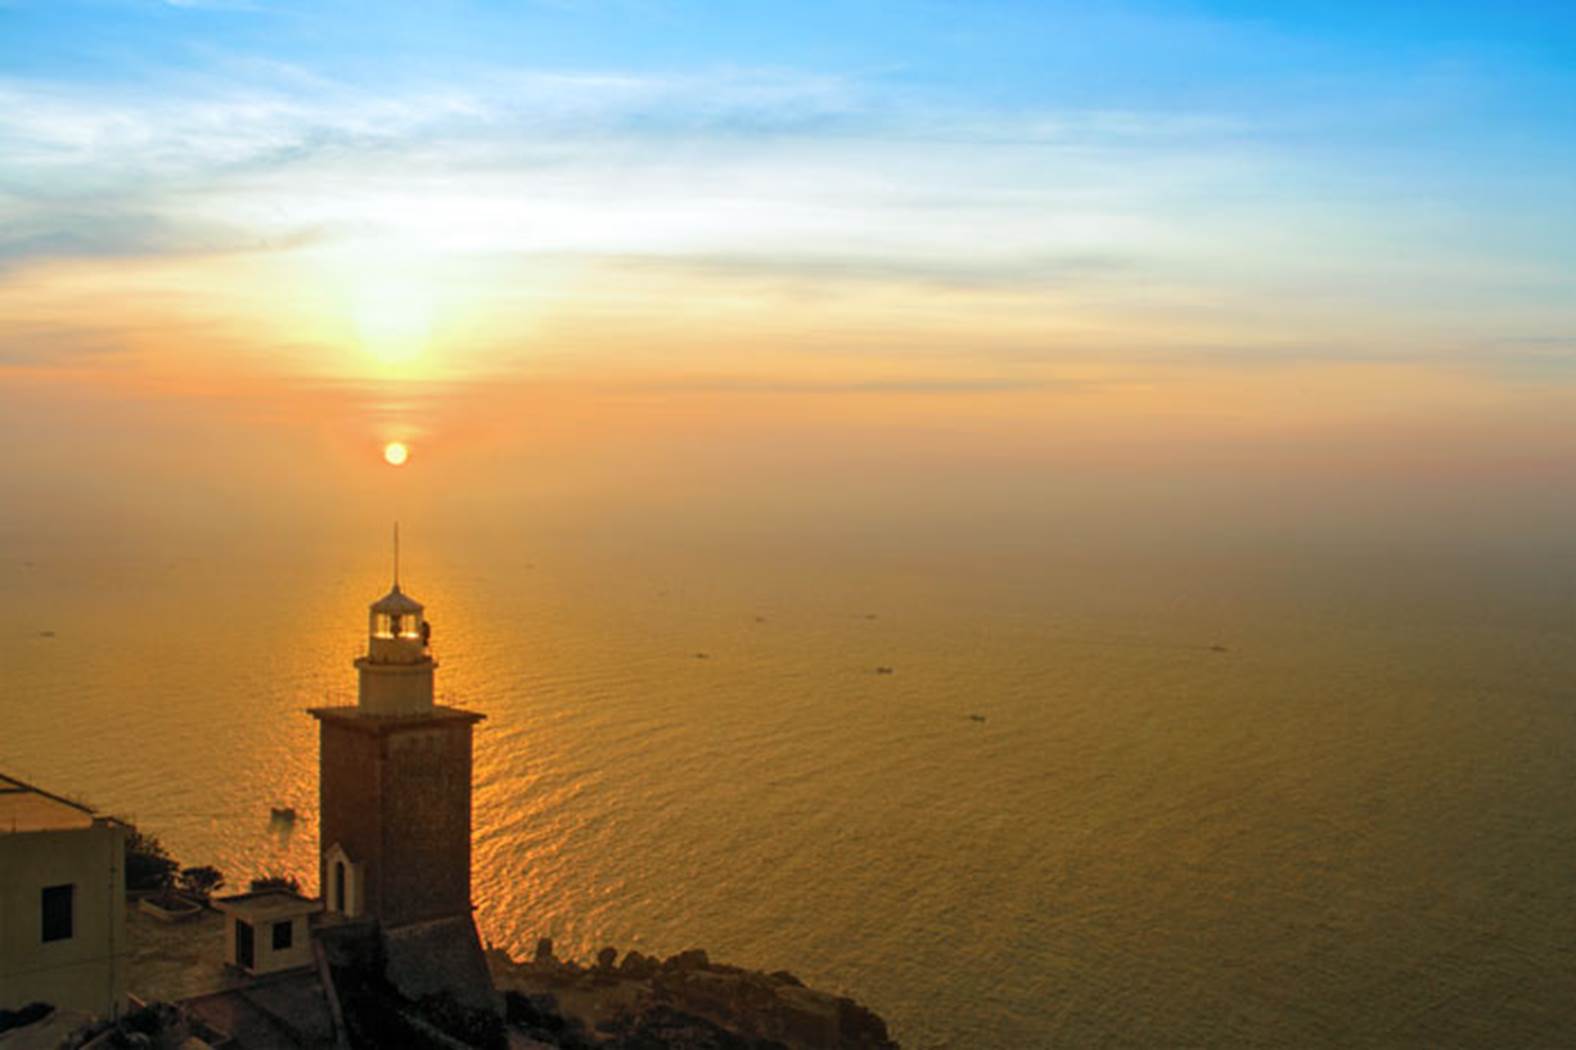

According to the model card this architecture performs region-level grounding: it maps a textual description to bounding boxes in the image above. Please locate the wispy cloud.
[603,251,1134,294]
[0,63,1234,284]
[1,24,1572,385]
[0,321,134,367]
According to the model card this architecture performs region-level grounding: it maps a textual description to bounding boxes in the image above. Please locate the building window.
[41,884,74,942]
[272,920,293,951]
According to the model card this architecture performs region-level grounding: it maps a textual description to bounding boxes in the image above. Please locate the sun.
[383,441,410,466]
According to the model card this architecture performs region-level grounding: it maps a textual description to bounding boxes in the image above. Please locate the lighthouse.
[308,557,486,929]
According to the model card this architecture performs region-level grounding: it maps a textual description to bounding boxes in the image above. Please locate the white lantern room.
[355,584,437,717]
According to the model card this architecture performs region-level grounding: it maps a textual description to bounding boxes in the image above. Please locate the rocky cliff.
[488,941,899,1050]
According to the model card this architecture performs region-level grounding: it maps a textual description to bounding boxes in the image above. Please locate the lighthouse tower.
[308,558,485,929]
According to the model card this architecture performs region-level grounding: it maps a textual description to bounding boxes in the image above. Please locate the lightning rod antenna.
[393,522,400,590]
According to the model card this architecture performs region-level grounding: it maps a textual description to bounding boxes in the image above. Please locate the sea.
[6,489,1576,1048]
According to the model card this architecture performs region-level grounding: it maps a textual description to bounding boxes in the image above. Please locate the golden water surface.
[5,370,1576,1046]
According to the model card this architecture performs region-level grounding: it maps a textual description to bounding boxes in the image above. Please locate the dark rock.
[663,948,710,972]
[658,969,742,1019]
[621,950,660,980]
[495,945,898,1049]
[0,1002,53,1036]
[773,985,841,1047]
[412,990,507,1049]
[604,1004,783,1050]
[534,937,556,964]
[506,990,564,1033]
[837,996,894,1047]
[121,1001,180,1037]
[597,946,619,972]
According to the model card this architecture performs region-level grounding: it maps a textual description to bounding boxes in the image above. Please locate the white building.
[213,890,322,978]
[0,774,126,1021]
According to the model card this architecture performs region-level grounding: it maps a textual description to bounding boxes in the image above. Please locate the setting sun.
[8,4,1576,1047]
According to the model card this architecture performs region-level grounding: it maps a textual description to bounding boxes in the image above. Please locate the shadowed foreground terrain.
[490,941,896,1050]
[24,935,897,1050]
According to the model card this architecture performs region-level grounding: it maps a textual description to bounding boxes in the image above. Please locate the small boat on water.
[270,806,297,823]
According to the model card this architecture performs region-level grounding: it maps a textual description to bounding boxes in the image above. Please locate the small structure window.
[272,920,293,951]
[42,883,74,942]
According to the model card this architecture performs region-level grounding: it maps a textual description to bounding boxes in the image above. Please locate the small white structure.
[0,773,126,1020]
[322,842,364,919]
[213,891,321,977]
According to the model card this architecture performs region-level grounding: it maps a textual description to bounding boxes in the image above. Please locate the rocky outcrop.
[488,942,897,1050]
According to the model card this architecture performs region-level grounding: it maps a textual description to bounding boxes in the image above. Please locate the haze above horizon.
[2,1,1575,543]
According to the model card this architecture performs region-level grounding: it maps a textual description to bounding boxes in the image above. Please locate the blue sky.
[1,0,1573,382]
[6,2,1572,98]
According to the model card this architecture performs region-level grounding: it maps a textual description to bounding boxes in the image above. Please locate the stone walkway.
[124,902,245,1004]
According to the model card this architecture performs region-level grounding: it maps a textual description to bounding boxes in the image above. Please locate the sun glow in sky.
[1,1,1575,539]
[353,276,434,367]
[6,16,1576,1050]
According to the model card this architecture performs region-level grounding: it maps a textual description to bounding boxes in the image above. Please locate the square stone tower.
[308,577,485,929]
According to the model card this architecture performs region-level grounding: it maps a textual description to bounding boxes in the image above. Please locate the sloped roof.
[382,915,496,1015]
[182,970,339,1050]
[214,890,323,920]
[370,586,424,616]
[0,772,96,833]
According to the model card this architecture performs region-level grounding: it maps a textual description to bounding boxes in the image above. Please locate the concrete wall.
[357,659,435,716]
[379,722,474,927]
[222,913,314,976]
[0,821,125,1019]
[319,722,385,919]
[318,717,475,929]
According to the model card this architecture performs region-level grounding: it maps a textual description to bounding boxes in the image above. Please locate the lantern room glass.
[371,611,423,639]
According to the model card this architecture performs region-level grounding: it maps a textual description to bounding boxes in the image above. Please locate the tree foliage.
[122,824,178,892]
[177,865,225,902]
